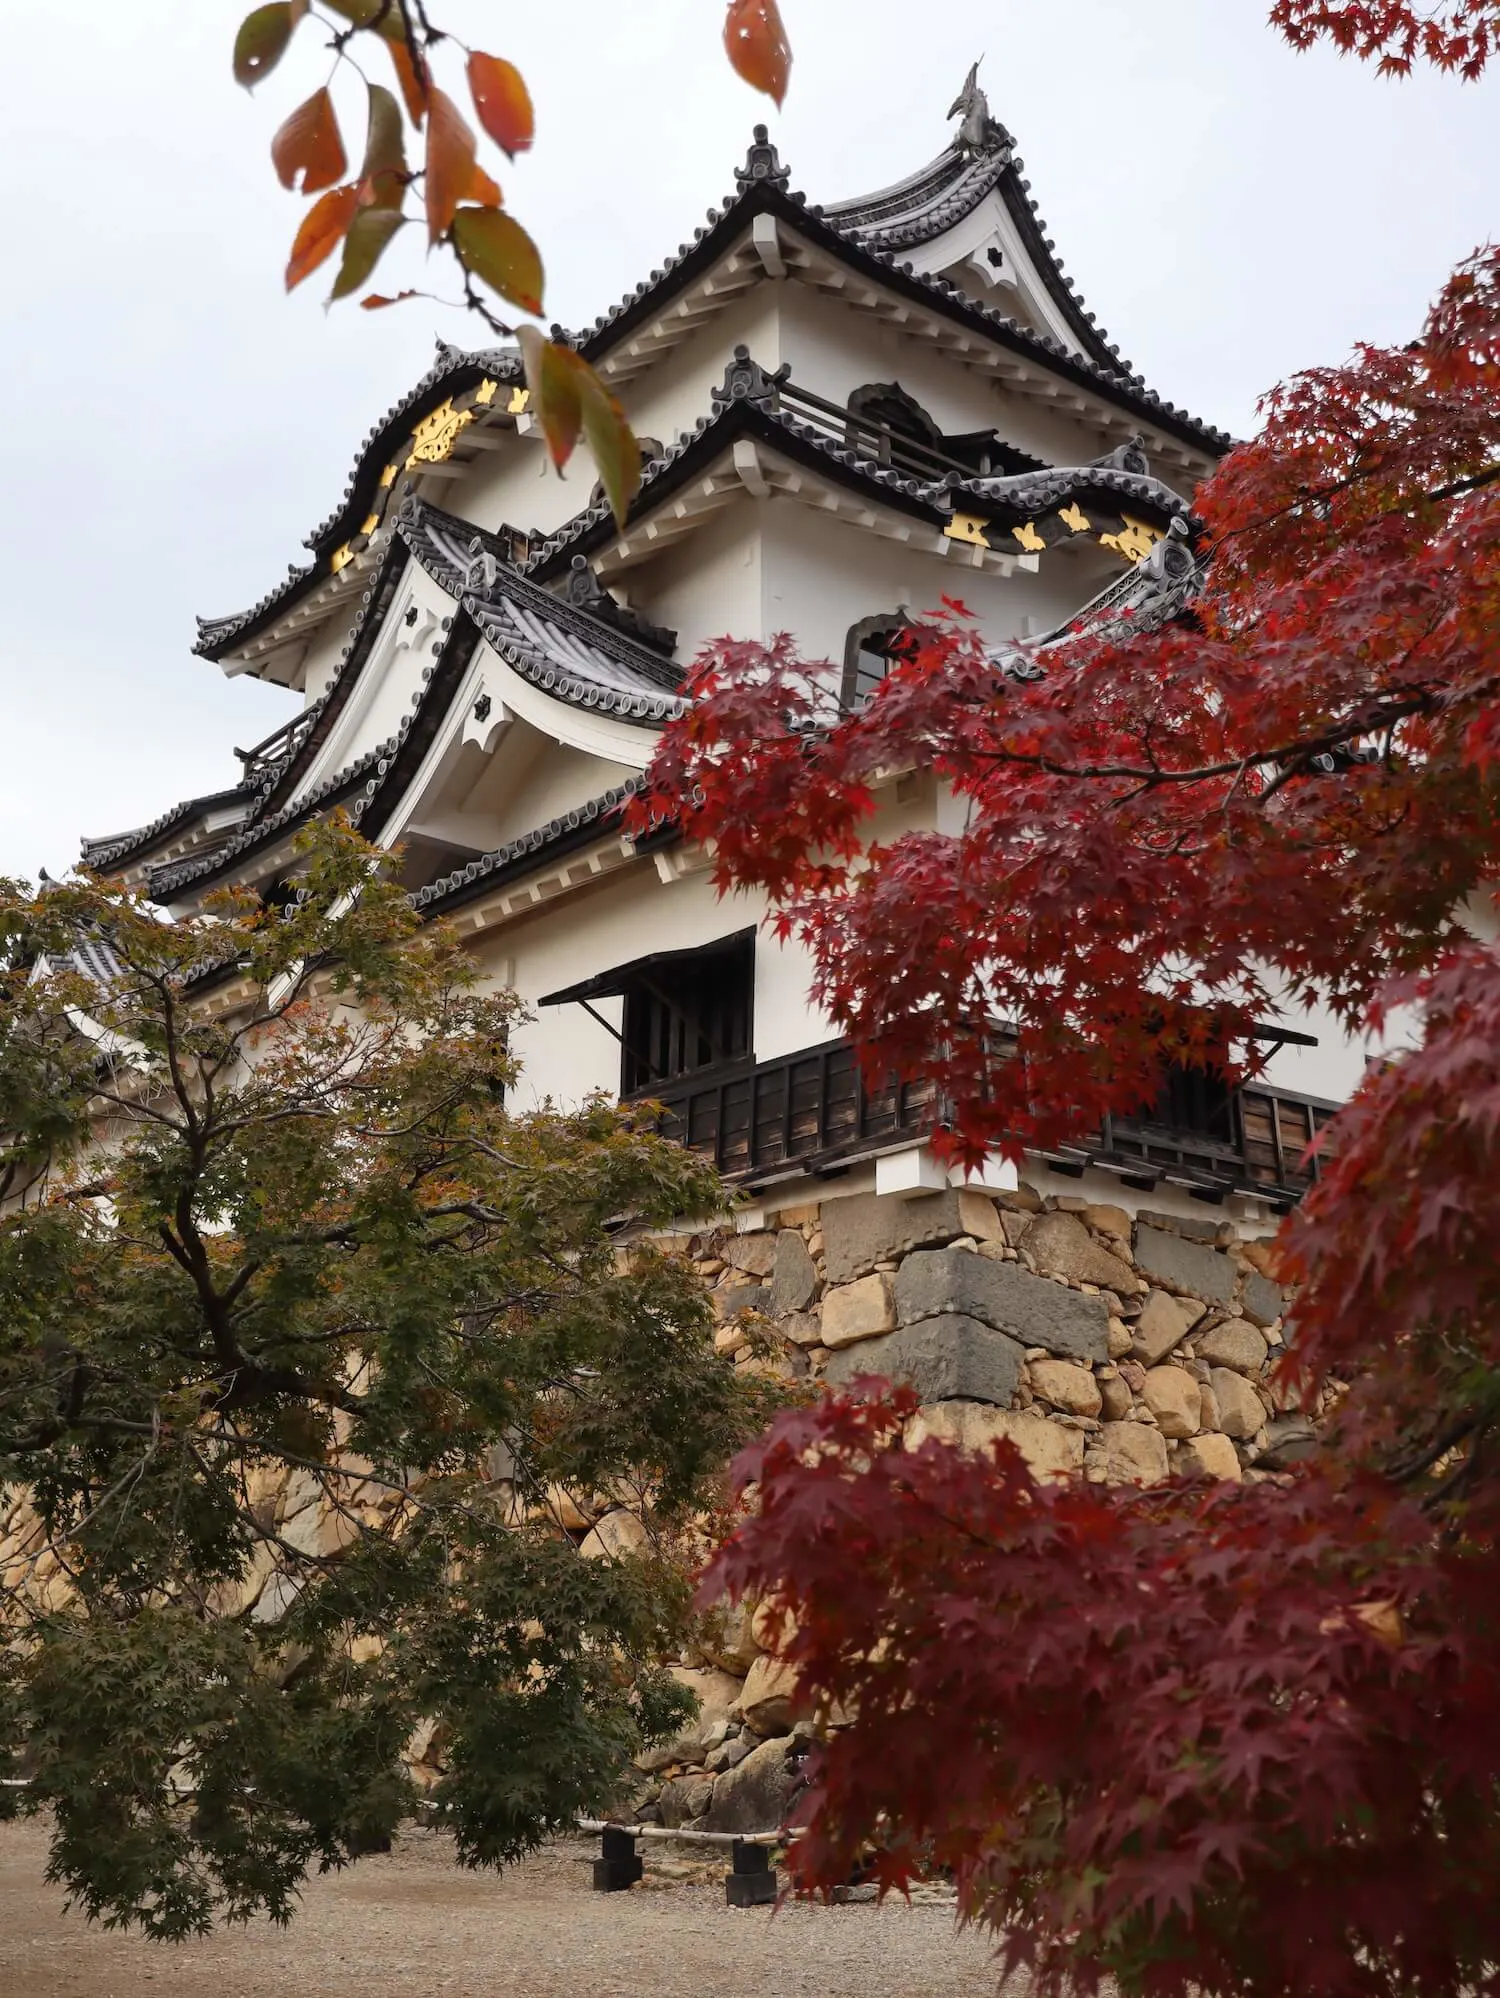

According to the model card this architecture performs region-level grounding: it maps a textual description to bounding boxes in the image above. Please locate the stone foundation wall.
[630,1178,1323,1833]
[0,1177,1323,1834]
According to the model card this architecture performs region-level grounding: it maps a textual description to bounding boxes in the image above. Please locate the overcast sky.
[0,3,1493,881]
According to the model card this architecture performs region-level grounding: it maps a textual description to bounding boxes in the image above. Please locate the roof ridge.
[81,783,254,872]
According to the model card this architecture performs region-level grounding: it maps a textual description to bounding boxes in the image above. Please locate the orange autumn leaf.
[467,52,534,158]
[285,182,359,289]
[272,86,348,194]
[361,290,419,309]
[517,325,581,473]
[424,88,477,245]
[516,328,640,525]
[388,39,429,128]
[467,160,503,208]
[329,206,405,301]
[723,0,792,106]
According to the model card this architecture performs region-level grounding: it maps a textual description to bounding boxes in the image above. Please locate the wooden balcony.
[631,1039,1339,1208]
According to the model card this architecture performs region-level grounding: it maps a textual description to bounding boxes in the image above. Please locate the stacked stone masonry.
[0,1181,1325,1835]
[626,1180,1327,1833]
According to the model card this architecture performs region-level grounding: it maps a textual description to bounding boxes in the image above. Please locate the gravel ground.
[0,1821,1011,1998]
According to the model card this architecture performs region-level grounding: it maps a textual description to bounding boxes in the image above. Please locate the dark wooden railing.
[632,1039,1338,1205]
[632,1037,934,1181]
[768,377,1045,486]
[234,711,316,780]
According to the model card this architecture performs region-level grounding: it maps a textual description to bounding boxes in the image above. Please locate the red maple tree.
[631,39,1500,1998]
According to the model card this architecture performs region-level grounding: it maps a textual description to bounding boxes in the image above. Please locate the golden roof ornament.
[405,398,474,470]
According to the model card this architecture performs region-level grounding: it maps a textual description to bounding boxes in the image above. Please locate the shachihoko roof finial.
[735,124,790,191]
[946,59,1010,156]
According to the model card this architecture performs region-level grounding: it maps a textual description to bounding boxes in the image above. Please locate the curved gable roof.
[193,122,1229,677]
[824,132,1123,373]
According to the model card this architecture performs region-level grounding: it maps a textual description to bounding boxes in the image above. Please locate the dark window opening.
[622,936,754,1094]
[538,937,756,1097]
[1149,1059,1236,1143]
[842,614,918,709]
[258,874,303,917]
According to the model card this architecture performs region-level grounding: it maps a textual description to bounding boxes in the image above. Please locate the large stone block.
[1242,1272,1285,1328]
[1178,1433,1243,1482]
[705,1734,799,1834]
[1209,1367,1266,1440]
[1029,1357,1103,1418]
[1132,1288,1205,1365]
[957,1189,1006,1241]
[778,1309,824,1348]
[820,1273,897,1348]
[821,1190,965,1285]
[1020,1212,1136,1292]
[579,1509,650,1561]
[1093,1421,1170,1485]
[713,1281,766,1323]
[697,1597,760,1676]
[893,1248,1109,1363]
[991,1410,1086,1482]
[1133,1227,1238,1305]
[908,1402,1084,1481]
[739,1654,800,1736]
[1138,1209,1226,1245]
[1141,1365,1201,1439]
[769,1230,819,1317]
[658,1774,716,1827]
[826,1314,1025,1406]
[1194,1318,1269,1375]
[1258,1415,1319,1469]
[1083,1203,1133,1244]
[725,1232,778,1277]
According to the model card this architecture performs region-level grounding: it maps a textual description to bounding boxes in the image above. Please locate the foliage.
[1269,0,1500,75]
[635,201,1500,1998]
[0,817,770,1935]
[711,1388,1499,1998]
[230,0,791,523]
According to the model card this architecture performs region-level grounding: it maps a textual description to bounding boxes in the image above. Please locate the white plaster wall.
[616,289,784,456]
[441,288,785,543]
[628,505,764,662]
[466,859,828,1111]
[466,733,636,850]
[757,498,1116,662]
[296,622,350,707]
[292,565,452,800]
[912,195,1083,357]
[775,286,1140,476]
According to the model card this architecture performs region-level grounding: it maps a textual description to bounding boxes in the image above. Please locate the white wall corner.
[951,1154,1021,1195]
[876,1145,951,1196]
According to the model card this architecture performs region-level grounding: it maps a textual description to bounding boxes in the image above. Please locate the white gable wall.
[290,561,453,803]
[774,285,1167,480]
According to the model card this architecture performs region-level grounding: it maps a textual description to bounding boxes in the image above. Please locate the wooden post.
[593,1824,644,1893]
[725,1837,777,1907]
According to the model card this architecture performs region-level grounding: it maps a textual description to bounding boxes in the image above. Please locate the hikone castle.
[78,80,1340,1510]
